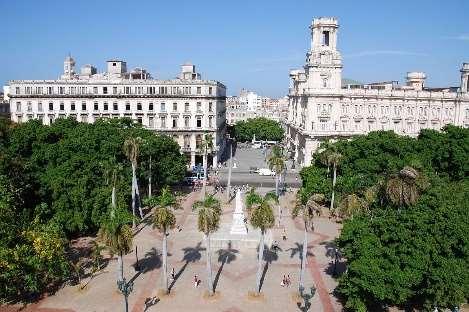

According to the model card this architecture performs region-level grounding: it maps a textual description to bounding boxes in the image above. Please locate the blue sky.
[1,0,468,98]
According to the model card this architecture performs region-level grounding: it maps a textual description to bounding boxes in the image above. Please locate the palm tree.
[104,162,124,218]
[246,189,277,294]
[123,137,144,227]
[144,186,180,294]
[97,209,133,285]
[267,145,286,197]
[192,195,221,295]
[385,166,421,208]
[292,191,322,292]
[337,194,368,219]
[327,152,342,213]
[201,133,214,198]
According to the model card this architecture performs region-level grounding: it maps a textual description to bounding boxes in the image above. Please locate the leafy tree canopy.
[232,117,284,142]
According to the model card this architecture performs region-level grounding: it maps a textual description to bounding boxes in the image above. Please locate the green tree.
[246,189,277,294]
[292,190,322,291]
[123,136,144,227]
[192,195,221,295]
[337,194,368,220]
[97,208,133,285]
[267,145,286,197]
[201,133,214,198]
[144,186,180,294]
[233,117,284,142]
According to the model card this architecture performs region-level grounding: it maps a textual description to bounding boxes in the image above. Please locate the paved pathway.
[2,188,342,312]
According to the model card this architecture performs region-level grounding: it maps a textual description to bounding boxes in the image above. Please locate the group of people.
[281,274,292,287]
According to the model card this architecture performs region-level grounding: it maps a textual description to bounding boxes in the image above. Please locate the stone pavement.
[2,188,343,312]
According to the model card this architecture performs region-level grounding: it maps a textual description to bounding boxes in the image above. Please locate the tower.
[461,63,469,93]
[305,17,342,90]
[61,54,76,80]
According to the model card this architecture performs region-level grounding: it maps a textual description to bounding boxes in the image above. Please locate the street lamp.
[117,278,134,312]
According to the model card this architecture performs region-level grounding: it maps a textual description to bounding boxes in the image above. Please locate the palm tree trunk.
[299,223,308,291]
[111,185,116,218]
[148,155,152,197]
[205,233,213,295]
[202,152,207,198]
[256,231,265,293]
[162,228,168,293]
[131,163,136,228]
[275,174,279,196]
[330,163,337,212]
[133,170,143,219]
[117,251,124,284]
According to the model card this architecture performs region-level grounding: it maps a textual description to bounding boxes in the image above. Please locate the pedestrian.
[282,229,287,241]
[194,274,198,288]
[171,267,175,281]
[281,275,286,287]
[287,274,291,287]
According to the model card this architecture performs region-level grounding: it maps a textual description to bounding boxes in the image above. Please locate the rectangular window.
[184,116,190,127]
[185,102,190,112]
[196,117,202,128]
[172,117,177,128]
[71,102,75,111]
[126,103,130,111]
[323,31,330,46]
[27,102,32,112]
[113,86,118,94]
[137,103,142,111]
[209,87,213,95]
[93,87,98,94]
[104,102,108,111]
[197,87,201,95]
[82,102,86,111]
[149,103,154,111]
[173,102,177,112]
[197,102,202,112]
[94,102,98,111]
[38,102,43,112]
[161,103,166,112]
[15,87,20,94]
[137,117,142,124]
[103,87,108,94]
[113,103,118,111]
[209,116,213,128]
[209,102,213,112]
[161,116,166,128]
[60,102,64,111]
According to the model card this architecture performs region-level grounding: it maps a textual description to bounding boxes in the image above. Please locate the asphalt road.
[216,147,301,188]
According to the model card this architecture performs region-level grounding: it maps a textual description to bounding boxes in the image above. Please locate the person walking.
[287,274,291,287]
[281,275,286,287]
[282,228,287,241]
[194,274,198,288]
[171,267,175,281]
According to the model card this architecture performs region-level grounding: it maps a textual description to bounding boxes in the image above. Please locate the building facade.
[7,57,227,168]
[286,17,469,167]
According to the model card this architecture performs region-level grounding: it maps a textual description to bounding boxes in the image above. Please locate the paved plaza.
[2,186,343,312]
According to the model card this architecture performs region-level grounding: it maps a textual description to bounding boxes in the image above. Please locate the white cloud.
[344,50,428,58]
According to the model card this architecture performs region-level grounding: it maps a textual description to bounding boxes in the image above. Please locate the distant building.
[7,57,227,168]
[286,17,469,167]
[226,90,286,125]
[0,94,10,118]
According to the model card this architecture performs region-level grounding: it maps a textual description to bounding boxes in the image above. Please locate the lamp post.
[117,278,134,312]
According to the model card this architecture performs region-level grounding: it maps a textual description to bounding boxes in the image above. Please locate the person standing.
[194,274,198,288]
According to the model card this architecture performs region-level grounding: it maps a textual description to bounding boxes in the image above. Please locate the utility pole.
[226,139,233,201]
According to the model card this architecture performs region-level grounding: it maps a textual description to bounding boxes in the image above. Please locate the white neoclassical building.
[286,17,469,167]
[7,57,227,168]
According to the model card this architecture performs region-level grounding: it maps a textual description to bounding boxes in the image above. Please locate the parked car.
[249,166,258,174]
[258,168,275,176]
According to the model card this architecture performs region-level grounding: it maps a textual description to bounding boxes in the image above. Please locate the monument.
[211,189,272,249]
[230,190,248,235]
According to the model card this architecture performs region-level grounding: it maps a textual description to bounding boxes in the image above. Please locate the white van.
[258,168,275,176]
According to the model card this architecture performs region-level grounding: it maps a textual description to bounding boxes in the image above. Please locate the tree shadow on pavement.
[321,241,346,277]
[296,286,316,312]
[168,242,205,292]
[213,242,239,292]
[258,244,279,292]
[287,242,314,261]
